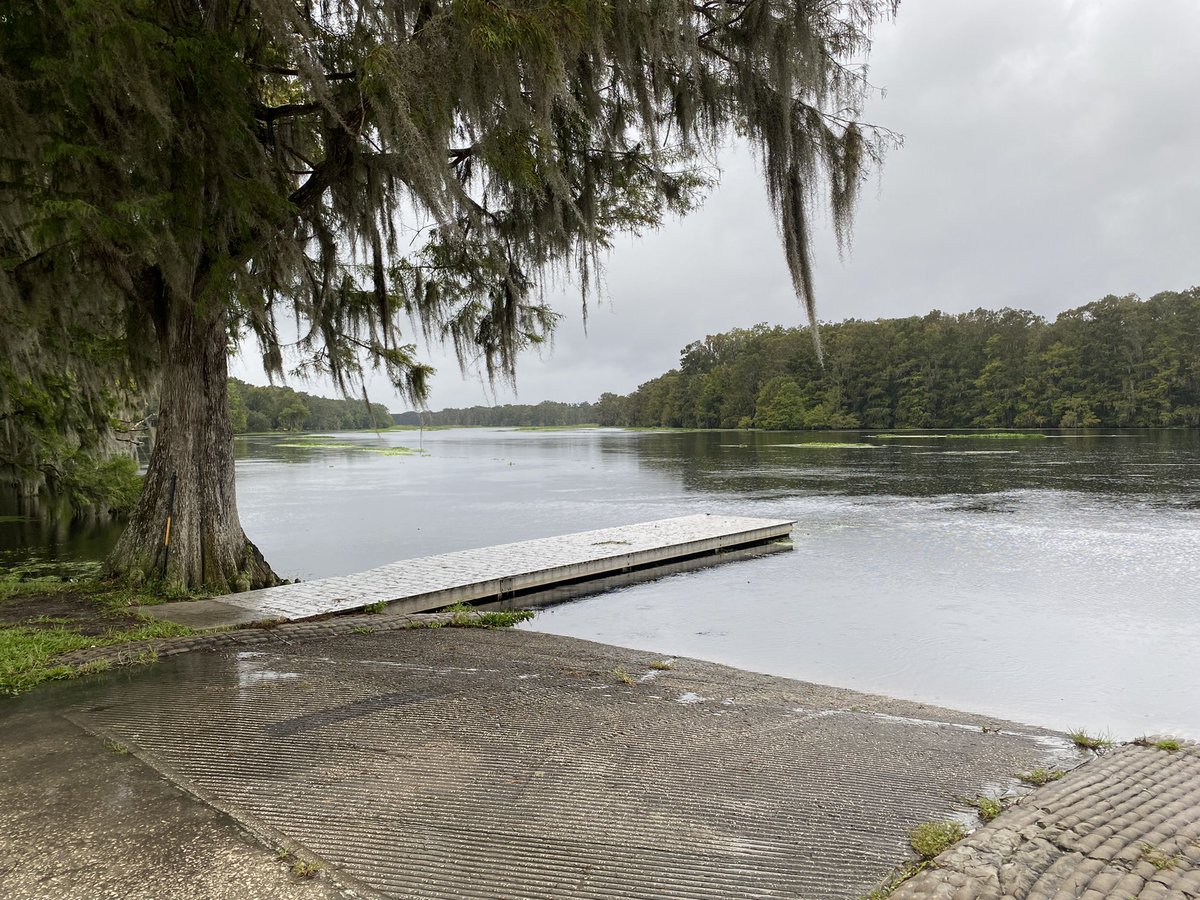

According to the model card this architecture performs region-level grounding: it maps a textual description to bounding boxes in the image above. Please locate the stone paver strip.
[138,514,793,629]
[890,741,1200,898]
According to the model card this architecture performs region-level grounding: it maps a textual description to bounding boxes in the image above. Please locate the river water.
[4,428,1198,739]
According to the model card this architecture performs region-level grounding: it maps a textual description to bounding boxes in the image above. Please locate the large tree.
[1,0,896,592]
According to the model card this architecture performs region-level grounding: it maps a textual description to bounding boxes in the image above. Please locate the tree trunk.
[106,301,279,593]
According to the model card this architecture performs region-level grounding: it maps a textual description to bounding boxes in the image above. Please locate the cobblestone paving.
[891,741,1200,899]
[140,514,793,628]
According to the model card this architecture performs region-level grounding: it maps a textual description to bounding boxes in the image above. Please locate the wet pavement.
[0,628,1079,899]
[893,741,1200,898]
[0,697,350,900]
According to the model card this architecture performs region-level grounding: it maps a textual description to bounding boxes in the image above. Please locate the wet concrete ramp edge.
[65,630,1076,900]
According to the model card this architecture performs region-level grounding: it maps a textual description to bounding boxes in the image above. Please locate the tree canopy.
[592,289,1200,430]
[228,378,391,432]
[2,0,895,395]
[1,0,897,591]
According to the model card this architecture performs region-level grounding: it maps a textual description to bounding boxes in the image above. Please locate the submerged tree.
[1,0,897,592]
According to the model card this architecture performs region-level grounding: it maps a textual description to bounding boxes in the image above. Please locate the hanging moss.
[2,0,897,588]
[2,0,895,403]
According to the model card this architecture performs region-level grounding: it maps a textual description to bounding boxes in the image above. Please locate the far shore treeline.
[392,402,599,428]
[398,289,1200,430]
[229,379,391,434]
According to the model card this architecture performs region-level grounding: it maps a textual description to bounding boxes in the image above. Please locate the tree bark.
[106,299,279,593]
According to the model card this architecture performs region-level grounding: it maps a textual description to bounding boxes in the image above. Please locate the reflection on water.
[5,427,1199,738]
[0,492,122,571]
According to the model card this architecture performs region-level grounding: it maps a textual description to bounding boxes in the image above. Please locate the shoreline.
[4,615,1195,898]
[0,625,1085,899]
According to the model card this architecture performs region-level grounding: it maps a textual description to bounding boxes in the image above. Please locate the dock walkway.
[141,514,793,629]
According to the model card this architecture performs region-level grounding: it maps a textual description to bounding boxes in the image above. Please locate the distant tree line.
[594,289,1200,429]
[392,401,597,428]
[228,379,391,434]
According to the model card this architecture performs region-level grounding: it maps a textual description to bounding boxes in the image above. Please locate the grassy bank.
[0,563,195,696]
[1,565,536,697]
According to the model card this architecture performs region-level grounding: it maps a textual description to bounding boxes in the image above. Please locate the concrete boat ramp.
[140,514,794,628]
[7,515,1195,898]
[3,628,1085,900]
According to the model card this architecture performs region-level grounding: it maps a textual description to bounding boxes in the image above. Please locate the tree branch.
[248,63,355,80]
[254,101,322,122]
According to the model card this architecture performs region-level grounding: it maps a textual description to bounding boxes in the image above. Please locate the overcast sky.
[232,0,1200,412]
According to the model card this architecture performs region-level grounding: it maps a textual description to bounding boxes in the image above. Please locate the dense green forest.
[228,379,392,434]
[391,402,597,428]
[395,289,1200,430]
[593,289,1200,429]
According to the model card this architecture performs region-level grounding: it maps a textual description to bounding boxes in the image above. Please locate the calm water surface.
[5,428,1198,738]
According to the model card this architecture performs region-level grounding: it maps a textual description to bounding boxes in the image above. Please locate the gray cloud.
[233,0,1200,411]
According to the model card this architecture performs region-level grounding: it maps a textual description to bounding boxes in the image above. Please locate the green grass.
[1133,736,1183,752]
[973,796,1004,822]
[291,859,322,878]
[0,619,191,696]
[649,659,674,671]
[859,825,969,900]
[860,861,934,900]
[1018,768,1066,786]
[405,605,534,630]
[457,610,533,627]
[1068,729,1112,751]
[871,432,1048,440]
[908,820,965,858]
[442,602,532,628]
[612,667,637,686]
[0,561,99,603]
[362,600,388,613]
[862,814,977,897]
[1,561,204,609]
[1,563,197,696]
[1140,844,1181,871]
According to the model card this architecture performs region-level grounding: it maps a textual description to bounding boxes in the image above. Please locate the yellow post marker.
[160,473,178,580]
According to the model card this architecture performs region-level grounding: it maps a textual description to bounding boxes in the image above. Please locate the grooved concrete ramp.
[892,741,1200,898]
[140,514,793,629]
[64,628,1078,899]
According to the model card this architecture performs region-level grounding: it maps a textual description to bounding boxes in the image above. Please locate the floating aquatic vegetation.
[274,437,426,456]
[872,433,1048,440]
[775,442,881,449]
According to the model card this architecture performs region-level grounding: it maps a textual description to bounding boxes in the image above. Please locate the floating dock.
[140,513,793,629]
